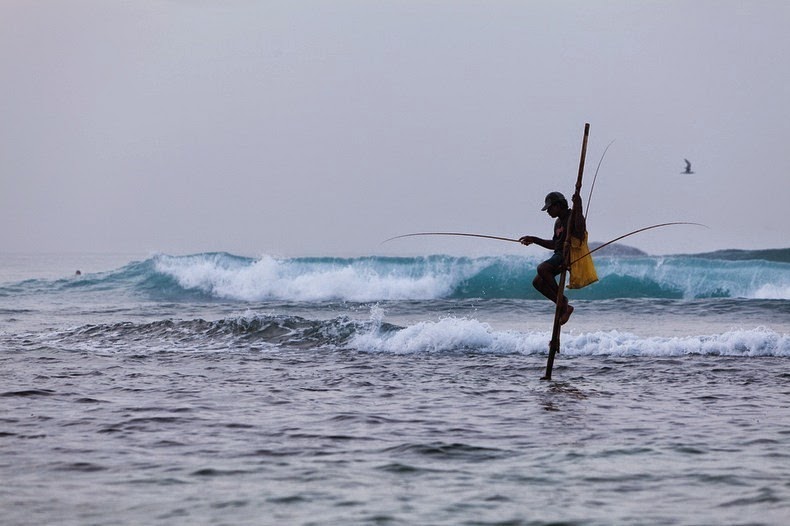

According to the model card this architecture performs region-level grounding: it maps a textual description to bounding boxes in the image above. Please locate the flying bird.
[682,159,695,174]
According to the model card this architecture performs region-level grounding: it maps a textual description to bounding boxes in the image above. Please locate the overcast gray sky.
[2,1,788,257]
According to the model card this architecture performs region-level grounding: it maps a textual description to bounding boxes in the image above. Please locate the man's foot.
[559,304,574,325]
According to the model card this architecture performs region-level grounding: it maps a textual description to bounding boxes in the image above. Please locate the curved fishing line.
[382,232,520,244]
[569,222,708,265]
[585,139,615,219]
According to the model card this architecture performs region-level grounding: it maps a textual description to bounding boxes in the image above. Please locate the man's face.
[546,202,560,218]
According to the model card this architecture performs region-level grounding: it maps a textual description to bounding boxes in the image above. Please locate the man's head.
[541,191,568,213]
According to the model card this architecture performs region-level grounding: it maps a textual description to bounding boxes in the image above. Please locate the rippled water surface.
[3,348,789,525]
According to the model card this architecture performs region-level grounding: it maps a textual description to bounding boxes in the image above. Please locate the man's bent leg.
[534,261,561,303]
[534,260,573,323]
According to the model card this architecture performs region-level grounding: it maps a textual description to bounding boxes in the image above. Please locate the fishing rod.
[382,222,708,257]
[382,232,521,244]
[568,222,707,265]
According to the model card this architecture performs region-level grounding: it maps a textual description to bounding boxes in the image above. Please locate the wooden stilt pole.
[542,123,590,381]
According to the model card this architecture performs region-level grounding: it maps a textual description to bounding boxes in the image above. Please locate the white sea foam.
[751,283,790,300]
[561,327,790,357]
[153,254,487,302]
[351,314,790,357]
[351,316,549,354]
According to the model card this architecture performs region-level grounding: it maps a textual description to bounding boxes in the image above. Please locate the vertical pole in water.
[543,123,590,381]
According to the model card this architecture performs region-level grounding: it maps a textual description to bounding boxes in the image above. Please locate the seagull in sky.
[682,159,695,174]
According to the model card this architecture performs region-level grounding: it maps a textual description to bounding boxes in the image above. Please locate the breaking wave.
[12,312,790,357]
[4,250,789,302]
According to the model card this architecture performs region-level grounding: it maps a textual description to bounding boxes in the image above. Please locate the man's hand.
[519,236,536,246]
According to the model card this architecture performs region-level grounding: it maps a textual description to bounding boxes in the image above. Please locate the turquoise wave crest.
[8,250,787,302]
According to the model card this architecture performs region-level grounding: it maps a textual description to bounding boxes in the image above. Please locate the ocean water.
[1,250,789,525]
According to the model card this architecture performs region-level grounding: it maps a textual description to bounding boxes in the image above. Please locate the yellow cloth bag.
[568,231,598,289]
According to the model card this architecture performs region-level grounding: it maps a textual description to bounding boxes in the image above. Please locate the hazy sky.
[2,1,788,257]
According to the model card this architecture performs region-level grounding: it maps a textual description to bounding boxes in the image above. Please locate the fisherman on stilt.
[519,191,588,325]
